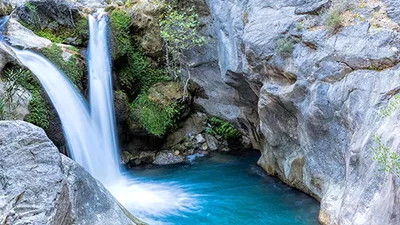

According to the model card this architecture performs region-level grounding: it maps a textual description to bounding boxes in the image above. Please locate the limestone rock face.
[0,121,143,225]
[197,0,400,224]
[4,19,51,49]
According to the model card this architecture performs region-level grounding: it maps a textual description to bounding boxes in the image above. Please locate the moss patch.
[131,92,182,137]
[109,9,169,98]
[41,44,85,91]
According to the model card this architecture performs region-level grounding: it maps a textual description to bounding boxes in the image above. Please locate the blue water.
[123,152,320,225]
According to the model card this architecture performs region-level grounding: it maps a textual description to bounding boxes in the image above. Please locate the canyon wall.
[191,0,400,224]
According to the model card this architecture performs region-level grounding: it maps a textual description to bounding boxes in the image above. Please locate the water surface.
[122,152,320,225]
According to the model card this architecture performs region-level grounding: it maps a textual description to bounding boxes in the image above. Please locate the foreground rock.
[0,121,145,225]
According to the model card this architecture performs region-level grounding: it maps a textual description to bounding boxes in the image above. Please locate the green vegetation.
[276,38,295,58]
[41,44,85,90]
[20,2,88,45]
[370,135,400,177]
[2,67,50,129]
[379,94,400,117]
[159,4,207,60]
[25,90,50,129]
[109,8,175,136]
[131,93,181,137]
[323,10,342,33]
[159,2,207,87]
[0,98,5,120]
[295,22,303,31]
[109,9,169,96]
[206,117,240,139]
[322,0,350,33]
[1,44,84,129]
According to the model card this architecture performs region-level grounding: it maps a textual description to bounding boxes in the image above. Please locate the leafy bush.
[322,0,350,33]
[323,10,342,33]
[109,9,132,59]
[206,117,240,139]
[2,66,50,128]
[159,4,207,58]
[109,9,169,97]
[26,90,50,129]
[276,38,294,58]
[159,3,207,80]
[131,93,181,137]
[370,135,400,177]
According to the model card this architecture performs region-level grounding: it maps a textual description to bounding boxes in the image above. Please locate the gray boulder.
[4,18,51,49]
[0,121,144,225]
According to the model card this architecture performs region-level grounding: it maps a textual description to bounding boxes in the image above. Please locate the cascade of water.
[9,15,121,186]
[2,14,197,223]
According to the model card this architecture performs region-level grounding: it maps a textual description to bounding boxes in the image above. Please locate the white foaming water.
[6,14,196,223]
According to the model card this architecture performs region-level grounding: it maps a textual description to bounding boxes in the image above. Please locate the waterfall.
[10,14,121,186]
[1,14,197,223]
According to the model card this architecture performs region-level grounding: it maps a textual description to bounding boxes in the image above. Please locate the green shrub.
[322,0,351,33]
[109,9,169,97]
[295,22,303,31]
[109,9,132,59]
[159,3,207,80]
[206,117,240,139]
[26,90,50,129]
[370,135,400,177]
[379,94,400,117]
[276,38,294,58]
[2,66,50,128]
[323,10,342,33]
[131,92,181,137]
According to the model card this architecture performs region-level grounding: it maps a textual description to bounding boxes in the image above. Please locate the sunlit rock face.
[194,0,400,224]
[0,121,144,225]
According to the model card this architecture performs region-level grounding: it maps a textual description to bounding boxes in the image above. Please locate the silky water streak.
[8,14,196,223]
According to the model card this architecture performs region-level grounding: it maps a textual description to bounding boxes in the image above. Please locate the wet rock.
[114,90,130,124]
[0,121,144,225]
[148,81,191,118]
[164,113,207,148]
[195,134,206,144]
[201,142,208,151]
[383,0,400,25]
[128,0,164,58]
[153,150,185,165]
[205,134,218,151]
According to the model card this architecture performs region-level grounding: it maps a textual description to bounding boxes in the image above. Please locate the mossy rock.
[148,82,190,106]
[114,90,131,124]
[16,1,89,45]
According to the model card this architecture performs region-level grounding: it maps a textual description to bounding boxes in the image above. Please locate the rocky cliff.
[188,0,400,224]
[0,121,145,225]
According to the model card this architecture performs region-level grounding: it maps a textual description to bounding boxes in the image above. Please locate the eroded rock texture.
[189,0,400,224]
[0,121,144,225]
